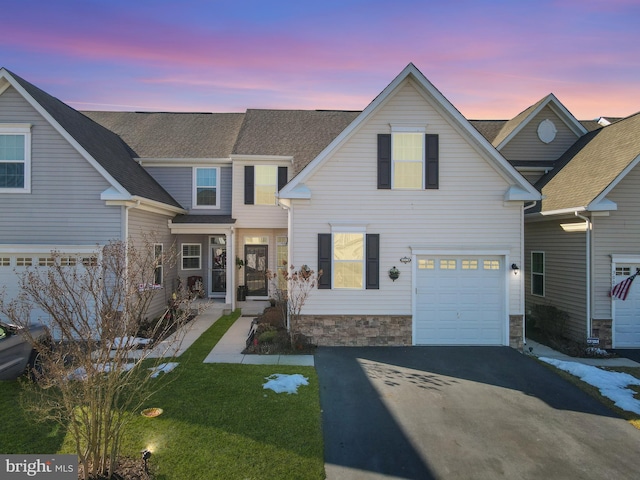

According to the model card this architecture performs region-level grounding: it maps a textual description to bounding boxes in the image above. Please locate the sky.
[1,0,639,119]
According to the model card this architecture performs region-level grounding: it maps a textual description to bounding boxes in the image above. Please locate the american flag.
[611,270,639,301]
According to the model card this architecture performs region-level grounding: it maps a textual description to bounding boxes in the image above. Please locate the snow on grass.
[263,374,309,394]
[540,357,640,415]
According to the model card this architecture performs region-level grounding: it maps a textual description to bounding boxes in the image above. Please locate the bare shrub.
[0,236,195,479]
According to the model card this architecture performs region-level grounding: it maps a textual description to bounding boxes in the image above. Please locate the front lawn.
[0,311,325,479]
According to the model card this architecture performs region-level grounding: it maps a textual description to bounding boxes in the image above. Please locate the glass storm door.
[210,235,227,297]
[245,244,268,296]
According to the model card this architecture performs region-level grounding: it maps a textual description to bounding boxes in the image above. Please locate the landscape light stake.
[141,449,152,473]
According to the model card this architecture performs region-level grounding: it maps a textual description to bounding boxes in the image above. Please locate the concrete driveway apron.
[315,346,640,480]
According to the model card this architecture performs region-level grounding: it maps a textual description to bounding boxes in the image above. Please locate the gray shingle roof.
[82,111,245,158]
[535,112,640,212]
[232,109,361,174]
[7,70,181,209]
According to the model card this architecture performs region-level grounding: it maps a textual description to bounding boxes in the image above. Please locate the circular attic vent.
[537,119,557,144]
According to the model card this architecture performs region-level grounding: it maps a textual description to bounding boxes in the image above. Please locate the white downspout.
[575,211,592,338]
[230,226,235,310]
[522,201,537,345]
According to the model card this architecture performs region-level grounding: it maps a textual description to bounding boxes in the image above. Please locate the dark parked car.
[0,320,48,380]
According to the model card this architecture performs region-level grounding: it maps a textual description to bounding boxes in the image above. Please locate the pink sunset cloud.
[1,0,638,120]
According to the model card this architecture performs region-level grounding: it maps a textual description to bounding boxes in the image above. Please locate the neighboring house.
[0,68,185,323]
[18,63,630,350]
[279,64,540,348]
[522,112,640,349]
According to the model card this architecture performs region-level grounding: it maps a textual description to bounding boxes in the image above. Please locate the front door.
[245,245,268,297]
[210,235,227,298]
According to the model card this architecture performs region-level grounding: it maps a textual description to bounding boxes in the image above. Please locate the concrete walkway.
[203,314,314,366]
[525,339,640,367]
[158,299,314,366]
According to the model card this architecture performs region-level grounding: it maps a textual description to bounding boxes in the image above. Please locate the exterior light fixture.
[511,264,520,275]
[400,256,411,264]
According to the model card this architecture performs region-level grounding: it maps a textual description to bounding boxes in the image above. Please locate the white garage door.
[0,251,96,327]
[415,256,505,345]
[614,264,640,348]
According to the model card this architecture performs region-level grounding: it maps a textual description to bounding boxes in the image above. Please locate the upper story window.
[0,124,31,193]
[255,165,278,205]
[244,165,288,205]
[392,133,424,189]
[193,167,219,209]
[378,131,438,190]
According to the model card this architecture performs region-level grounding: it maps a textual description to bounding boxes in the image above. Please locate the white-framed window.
[0,257,10,267]
[255,165,278,205]
[0,124,31,193]
[531,251,545,296]
[193,167,220,208]
[333,232,364,289]
[182,243,201,270]
[484,260,500,270]
[392,132,424,189]
[276,236,288,290]
[154,243,163,286]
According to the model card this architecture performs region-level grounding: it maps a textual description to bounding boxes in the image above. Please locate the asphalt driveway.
[316,346,640,479]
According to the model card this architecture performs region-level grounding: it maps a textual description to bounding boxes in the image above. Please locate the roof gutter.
[575,211,592,339]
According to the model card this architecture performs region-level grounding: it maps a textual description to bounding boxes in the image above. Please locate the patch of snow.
[110,336,152,350]
[540,357,640,415]
[263,373,309,394]
[149,362,179,378]
[68,362,136,380]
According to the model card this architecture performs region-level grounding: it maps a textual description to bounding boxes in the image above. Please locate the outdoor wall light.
[400,256,411,264]
[511,264,520,275]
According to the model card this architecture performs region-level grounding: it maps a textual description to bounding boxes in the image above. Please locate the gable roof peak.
[493,92,587,149]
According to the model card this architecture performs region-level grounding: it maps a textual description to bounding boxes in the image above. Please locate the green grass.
[0,311,325,479]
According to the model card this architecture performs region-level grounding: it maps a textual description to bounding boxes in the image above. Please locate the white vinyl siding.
[0,87,122,244]
[232,161,289,229]
[288,80,523,317]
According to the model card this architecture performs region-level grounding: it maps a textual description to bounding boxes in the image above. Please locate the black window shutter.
[378,134,391,189]
[278,166,288,191]
[425,134,439,189]
[366,234,380,289]
[317,234,332,289]
[244,165,254,204]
